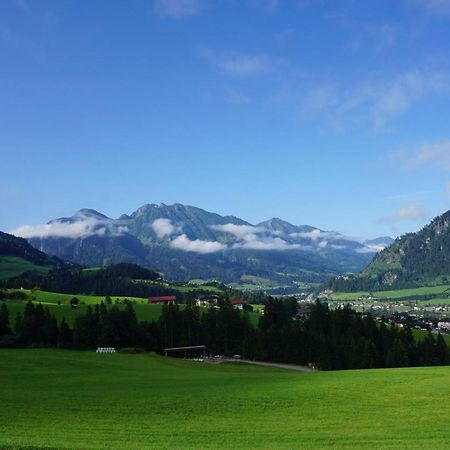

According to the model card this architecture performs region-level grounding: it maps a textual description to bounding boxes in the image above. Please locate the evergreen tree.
[0,302,11,336]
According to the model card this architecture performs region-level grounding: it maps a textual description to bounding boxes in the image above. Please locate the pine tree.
[58,318,73,348]
[0,302,11,336]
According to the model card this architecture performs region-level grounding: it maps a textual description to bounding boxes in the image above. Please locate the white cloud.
[235,234,301,251]
[12,214,128,239]
[198,46,269,78]
[300,69,450,129]
[211,223,263,237]
[170,234,226,254]
[395,204,427,220]
[318,240,328,249]
[395,141,450,171]
[155,0,202,19]
[380,204,427,224]
[356,246,381,254]
[212,222,302,251]
[289,229,340,241]
[151,218,181,239]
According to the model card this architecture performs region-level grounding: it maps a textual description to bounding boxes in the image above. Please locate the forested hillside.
[328,210,450,291]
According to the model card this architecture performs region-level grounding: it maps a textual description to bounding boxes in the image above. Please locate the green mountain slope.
[329,209,450,291]
[0,232,64,280]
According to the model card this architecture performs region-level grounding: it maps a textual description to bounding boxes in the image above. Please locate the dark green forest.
[1,299,448,370]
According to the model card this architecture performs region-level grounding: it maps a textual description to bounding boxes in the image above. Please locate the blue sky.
[1,0,450,239]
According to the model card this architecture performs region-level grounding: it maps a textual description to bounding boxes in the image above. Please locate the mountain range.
[328,209,450,292]
[11,203,392,292]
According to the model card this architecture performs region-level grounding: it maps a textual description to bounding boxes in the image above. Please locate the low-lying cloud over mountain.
[170,234,227,254]
[12,210,128,240]
[11,203,392,291]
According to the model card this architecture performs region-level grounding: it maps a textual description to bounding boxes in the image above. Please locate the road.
[211,358,317,372]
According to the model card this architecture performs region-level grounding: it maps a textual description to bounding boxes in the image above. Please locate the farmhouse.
[438,321,450,331]
[195,295,220,308]
[148,295,176,305]
[230,298,244,310]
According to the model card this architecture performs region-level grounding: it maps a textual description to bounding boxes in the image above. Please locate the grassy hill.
[2,289,260,327]
[328,209,450,293]
[0,231,65,281]
[1,349,450,449]
[0,256,52,280]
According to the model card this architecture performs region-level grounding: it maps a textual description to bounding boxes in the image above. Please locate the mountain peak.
[258,218,316,235]
[75,209,110,220]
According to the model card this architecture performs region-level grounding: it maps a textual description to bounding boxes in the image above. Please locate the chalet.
[230,298,244,310]
[148,295,176,305]
[195,295,220,308]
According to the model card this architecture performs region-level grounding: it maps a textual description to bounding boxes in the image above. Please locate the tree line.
[0,299,448,370]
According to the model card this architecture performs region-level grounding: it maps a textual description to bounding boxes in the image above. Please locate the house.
[195,295,220,308]
[230,298,244,310]
[148,295,176,305]
[438,321,450,332]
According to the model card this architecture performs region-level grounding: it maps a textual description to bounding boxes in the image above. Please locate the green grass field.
[332,284,450,301]
[19,289,149,305]
[2,289,260,327]
[1,349,450,449]
[3,300,166,326]
[0,256,51,281]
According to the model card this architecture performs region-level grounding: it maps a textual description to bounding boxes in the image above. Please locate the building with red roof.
[230,298,245,310]
[148,295,176,305]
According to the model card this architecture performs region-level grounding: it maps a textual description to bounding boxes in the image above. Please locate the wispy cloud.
[12,214,128,239]
[392,141,450,171]
[212,223,303,251]
[198,46,270,78]
[151,218,181,239]
[170,234,226,253]
[383,190,433,202]
[289,229,340,241]
[236,235,301,251]
[211,223,262,237]
[395,204,427,220]
[155,0,202,19]
[299,69,450,129]
[380,204,427,224]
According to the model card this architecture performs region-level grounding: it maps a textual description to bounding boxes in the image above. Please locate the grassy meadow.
[1,349,450,449]
[3,300,166,327]
[0,256,51,281]
[332,284,450,302]
[2,290,260,327]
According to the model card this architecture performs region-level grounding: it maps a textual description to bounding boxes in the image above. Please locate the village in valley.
[312,290,450,336]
